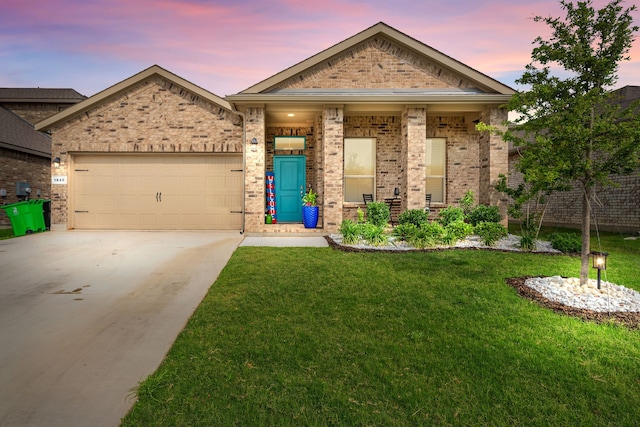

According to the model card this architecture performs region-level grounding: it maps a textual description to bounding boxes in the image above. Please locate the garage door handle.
[159,192,162,202]
[156,192,162,202]
[230,210,243,214]
[156,192,159,202]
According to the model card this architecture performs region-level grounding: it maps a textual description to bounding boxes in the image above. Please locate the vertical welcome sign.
[265,172,277,223]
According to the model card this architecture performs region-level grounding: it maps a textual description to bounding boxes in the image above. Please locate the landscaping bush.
[361,223,388,246]
[460,190,475,216]
[549,232,582,253]
[366,202,390,228]
[392,223,418,241]
[467,205,501,226]
[398,209,430,227]
[444,220,474,242]
[436,206,465,227]
[339,219,361,244]
[408,222,446,248]
[474,221,508,246]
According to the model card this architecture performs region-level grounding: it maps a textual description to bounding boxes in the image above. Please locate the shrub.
[460,190,475,216]
[361,223,389,246]
[398,209,430,227]
[519,234,536,251]
[366,202,390,228]
[444,220,474,242]
[339,220,361,245]
[474,221,508,246]
[549,232,582,253]
[467,205,501,226]
[392,223,418,241]
[408,222,446,248]
[437,206,465,227]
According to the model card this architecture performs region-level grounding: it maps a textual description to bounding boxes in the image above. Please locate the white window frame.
[425,137,446,204]
[343,137,376,203]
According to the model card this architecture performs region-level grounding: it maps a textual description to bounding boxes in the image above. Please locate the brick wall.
[49,76,243,226]
[322,106,344,233]
[3,103,71,125]
[508,152,640,232]
[0,147,51,227]
[345,115,402,200]
[274,36,478,90]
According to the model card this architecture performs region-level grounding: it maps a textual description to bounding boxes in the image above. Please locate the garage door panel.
[71,154,243,230]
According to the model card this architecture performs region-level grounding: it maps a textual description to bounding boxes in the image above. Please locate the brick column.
[402,107,426,210]
[322,106,344,233]
[478,107,508,225]
[244,107,266,232]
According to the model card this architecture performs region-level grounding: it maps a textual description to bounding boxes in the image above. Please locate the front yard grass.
[122,231,640,426]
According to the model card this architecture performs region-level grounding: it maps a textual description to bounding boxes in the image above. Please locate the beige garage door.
[71,154,243,230]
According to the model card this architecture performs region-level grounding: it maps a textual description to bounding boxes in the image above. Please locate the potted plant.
[301,187,319,228]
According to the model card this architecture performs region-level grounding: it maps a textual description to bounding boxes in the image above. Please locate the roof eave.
[226,93,513,105]
[36,65,232,131]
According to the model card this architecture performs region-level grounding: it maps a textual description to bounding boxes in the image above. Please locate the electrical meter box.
[16,182,31,197]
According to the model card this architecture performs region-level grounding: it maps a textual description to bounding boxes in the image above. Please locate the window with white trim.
[425,137,446,203]
[344,137,376,203]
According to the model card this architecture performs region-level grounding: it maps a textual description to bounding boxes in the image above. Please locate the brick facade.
[48,76,243,226]
[4,103,71,126]
[0,147,52,227]
[274,36,478,91]
[508,153,640,232]
[39,24,512,233]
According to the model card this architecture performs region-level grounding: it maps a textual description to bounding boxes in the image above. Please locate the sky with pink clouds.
[1,0,638,98]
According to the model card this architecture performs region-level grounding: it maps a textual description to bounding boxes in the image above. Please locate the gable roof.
[0,106,51,157]
[35,65,232,131]
[238,22,514,96]
[0,88,86,103]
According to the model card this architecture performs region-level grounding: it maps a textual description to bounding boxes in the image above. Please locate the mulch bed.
[506,276,640,330]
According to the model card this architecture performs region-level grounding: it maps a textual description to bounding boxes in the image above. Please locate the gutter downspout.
[231,105,247,235]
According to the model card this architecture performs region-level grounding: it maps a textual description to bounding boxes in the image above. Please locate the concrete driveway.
[0,230,243,427]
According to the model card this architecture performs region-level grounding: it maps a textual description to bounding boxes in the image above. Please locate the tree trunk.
[580,186,591,285]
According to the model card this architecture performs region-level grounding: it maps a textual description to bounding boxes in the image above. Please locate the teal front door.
[274,156,306,223]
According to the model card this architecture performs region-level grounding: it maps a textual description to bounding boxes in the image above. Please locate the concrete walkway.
[0,231,242,427]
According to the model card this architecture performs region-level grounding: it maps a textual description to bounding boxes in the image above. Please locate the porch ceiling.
[264,101,499,126]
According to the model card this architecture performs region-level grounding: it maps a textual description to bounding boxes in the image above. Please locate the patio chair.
[363,193,373,205]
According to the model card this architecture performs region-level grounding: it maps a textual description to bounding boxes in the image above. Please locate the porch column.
[478,107,508,225]
[322,105,344,233]
[401,107,427,211]
[244,106,266,233]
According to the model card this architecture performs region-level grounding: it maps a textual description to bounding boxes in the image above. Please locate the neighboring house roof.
[0,105,51,157]
[0,88,86,103]
[232,22,515,98]
[36,65,231,131]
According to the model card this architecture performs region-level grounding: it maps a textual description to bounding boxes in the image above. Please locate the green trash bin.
[0,200,46,237]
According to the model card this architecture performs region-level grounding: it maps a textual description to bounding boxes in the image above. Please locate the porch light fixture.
[394,187,400,198]
[53,157,61,168]
[250,138,258,152]
[590,251,609,289]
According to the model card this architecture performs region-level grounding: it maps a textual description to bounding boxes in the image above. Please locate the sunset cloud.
[1,0,637,97]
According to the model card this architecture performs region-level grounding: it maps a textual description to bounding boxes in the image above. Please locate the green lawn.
[122,231,640,426]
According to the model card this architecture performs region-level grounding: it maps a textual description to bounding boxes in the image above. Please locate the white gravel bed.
[328,233,561,253]
[524,276,640,313]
